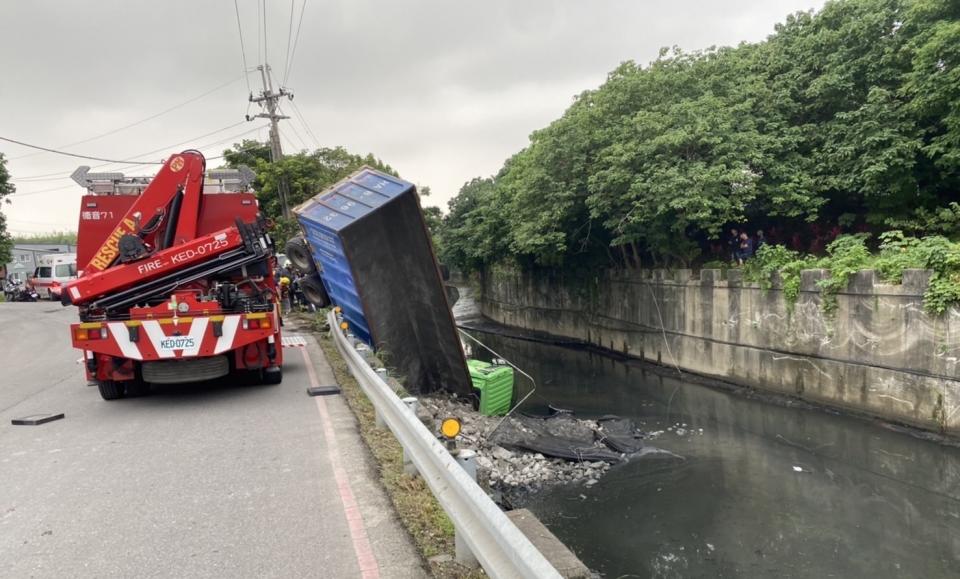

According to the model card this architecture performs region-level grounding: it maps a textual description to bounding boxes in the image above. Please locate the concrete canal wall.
[479,266,960,435]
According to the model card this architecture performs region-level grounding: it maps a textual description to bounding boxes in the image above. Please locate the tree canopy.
[0,153,15,265]
[222,142,398,245]
[440,0,960,272]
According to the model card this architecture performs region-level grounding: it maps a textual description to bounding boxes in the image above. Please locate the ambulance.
[31,253,78,300]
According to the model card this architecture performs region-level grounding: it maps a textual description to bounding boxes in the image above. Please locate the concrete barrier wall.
[479,266,960,435]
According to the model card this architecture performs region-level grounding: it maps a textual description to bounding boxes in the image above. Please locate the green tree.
[12,231,78,245]
[222,139,272,169]
[586,47,787,266]
[901,0,960,187]
[441,177,512,271]
[0,153,15,266]
[421,205,443,237]
[440,0,960,273]
[224,142,398,245]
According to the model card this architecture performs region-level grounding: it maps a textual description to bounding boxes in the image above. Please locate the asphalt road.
[0,302,425,578]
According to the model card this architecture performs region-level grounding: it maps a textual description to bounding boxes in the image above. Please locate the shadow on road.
[105,372,291,406]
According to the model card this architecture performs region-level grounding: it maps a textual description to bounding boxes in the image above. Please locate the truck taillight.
[242,316,271,330]
[75,325,107,340]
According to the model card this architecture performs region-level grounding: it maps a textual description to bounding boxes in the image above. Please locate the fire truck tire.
[285,235,317,274]
[125,380,150,397]
[262,366,283,385]
[97,380,126,400]
[300,275,331,308]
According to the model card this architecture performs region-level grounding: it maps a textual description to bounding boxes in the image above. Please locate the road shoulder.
[293,322,428,578]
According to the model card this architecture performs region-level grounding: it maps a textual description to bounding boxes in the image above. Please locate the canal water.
[454,294,960,578]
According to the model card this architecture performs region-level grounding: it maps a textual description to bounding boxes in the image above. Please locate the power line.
[256,0,262,67]
[207,139,272,162]
[11,120,248,181]
[284,0,308,86]
[279,110,309,150]
[184,124,269,158]
[0,136,164,165]
[105,121,250,165]
[9,130,270,197]
[8,184,79,198]
[290,100,321,148]
[279,131,299,153]
[88,124,267,174]
[233,0,252,95]
[9,76,245,161]
[283,0,295,85]
[262,0,269,66]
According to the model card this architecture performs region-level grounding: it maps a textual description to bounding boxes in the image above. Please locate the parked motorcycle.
[3,280,39,302]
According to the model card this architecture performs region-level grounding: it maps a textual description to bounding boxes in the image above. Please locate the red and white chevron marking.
[76,314,278,361]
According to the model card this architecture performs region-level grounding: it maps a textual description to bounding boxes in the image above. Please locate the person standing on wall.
[737,231,755,265]
[728,227,741,263]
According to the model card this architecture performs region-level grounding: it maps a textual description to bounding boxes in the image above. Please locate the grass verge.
[310,319,485,578]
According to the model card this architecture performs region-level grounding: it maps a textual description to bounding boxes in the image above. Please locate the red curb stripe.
[302,347,381,578]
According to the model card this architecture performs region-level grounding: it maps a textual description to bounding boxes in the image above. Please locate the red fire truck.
[62,151,283,400]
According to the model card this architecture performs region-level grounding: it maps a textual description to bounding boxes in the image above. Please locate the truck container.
[293,167,472,396]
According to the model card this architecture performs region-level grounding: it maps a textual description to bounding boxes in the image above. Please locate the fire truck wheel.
[125,380,150,397]
[262,367,283,385]
[97,380,126,400]
[285,235,317,274]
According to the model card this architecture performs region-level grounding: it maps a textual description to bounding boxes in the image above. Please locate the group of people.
[727,228,766,265]
[276,265,315,313]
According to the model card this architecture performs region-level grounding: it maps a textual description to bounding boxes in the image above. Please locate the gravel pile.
[417,395,645,507]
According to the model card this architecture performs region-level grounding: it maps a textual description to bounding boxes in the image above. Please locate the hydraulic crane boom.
[64,219,270,310]
[64,150,272,313]
[83,151,206,274]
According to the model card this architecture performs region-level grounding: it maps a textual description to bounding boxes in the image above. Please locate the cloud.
[0,0,824,232]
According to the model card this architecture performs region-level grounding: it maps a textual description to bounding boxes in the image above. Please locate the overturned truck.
[289,167,472,396]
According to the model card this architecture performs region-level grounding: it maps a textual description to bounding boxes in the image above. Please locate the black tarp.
[488,414,682,463]
[490,415,625,463]
[339,189,472,395]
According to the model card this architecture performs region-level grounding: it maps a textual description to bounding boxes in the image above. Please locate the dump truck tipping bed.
[294,167,472,396]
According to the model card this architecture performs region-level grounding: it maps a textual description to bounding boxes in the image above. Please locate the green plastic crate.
[467,359,514,416]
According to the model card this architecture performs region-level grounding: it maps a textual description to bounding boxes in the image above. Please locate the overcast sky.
[0,0,825,235]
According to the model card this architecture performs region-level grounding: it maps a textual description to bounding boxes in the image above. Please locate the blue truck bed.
[294,167,472,395]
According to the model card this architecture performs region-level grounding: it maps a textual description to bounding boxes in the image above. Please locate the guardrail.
[328,311,562,579]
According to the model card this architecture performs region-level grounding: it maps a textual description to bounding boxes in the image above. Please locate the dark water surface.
[467,329,960,578]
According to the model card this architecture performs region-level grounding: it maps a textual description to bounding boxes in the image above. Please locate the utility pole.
[247,64,294,218]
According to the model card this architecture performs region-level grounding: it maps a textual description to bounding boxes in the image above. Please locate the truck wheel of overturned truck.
[97,380,126,400]
[285,235,317,274]
[300,275,331,308]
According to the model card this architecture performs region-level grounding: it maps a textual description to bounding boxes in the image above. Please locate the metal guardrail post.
[328,311,562,579]
[453,448,480,566]
[401,397,420,476]
[456,525,480,568]
[374,368,389,429]
[456,449,477,480]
